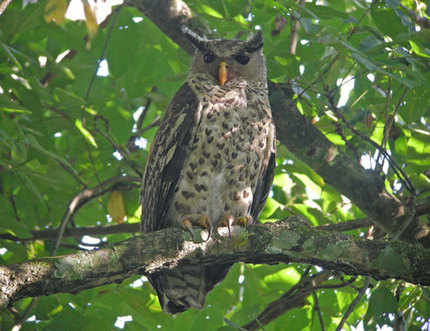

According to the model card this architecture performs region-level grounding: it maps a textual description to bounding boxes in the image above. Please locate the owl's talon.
[197,215,210,229]
[233,216,252,226]
[181,218,194,238]
[219,214,234,237]
[180,214,211,241]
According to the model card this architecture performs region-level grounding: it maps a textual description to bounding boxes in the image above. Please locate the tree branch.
[399,4,430,29]
[289,0,305,55]
[335,277,370,331]
[0,0,12,16]
[242,270,330,330]
[269,82,430,245]
[1,217,429,310]
[52,175,140,254]
[127,0,197,55]
[0,217,369,243]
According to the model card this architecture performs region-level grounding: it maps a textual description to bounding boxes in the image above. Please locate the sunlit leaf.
[83,0,98,39]
[44,0,67,24]
[107,190,126,224]
[200,4,224,19]
[75,119,98,148]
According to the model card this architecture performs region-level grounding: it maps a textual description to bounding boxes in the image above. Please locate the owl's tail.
[148,263,232,314]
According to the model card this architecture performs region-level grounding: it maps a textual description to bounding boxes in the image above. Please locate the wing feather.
[251,123,276,219]
[140,83,198,233]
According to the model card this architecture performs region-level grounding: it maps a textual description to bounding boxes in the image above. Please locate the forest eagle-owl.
[140,27,276,314]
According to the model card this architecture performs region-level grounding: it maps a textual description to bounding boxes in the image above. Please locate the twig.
[136,88,156,131]
[312,290,326,331]
[334,120,361,161]
[399,4,430,29]
[289,6,370,111]
[9,194,21,222]
[272,15,287,36]
[52,175,140,255]
[127,90,159,153]
[0,0,12,16]
[335,277,370,331]
[289,0,305,55]
[242,270,330,330]
[316,218,370,232]
[325,91,415,194]
[376,87,408,168]
[93,115,142,176]
[10,298,38,331]
[314,276,357,290]
[55,158,87,188]
[41,50,77,87]
[0,223,140,242]
[86,141,102,185]
[137,117,161,134]
[85,5,122,102]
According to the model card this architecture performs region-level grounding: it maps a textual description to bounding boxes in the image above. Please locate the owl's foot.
[219,214,234,237]
[233,215,252,226]
[181,214,210,241]
[181,214,210,229]
[217,215,252,237]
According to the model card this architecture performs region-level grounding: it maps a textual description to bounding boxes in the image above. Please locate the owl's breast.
[167,85,272,229]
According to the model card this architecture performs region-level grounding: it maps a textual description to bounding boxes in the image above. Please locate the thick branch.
[0,217,367,242]
[127,0,196,55]
[268,83,430,244]
[1,217,429,310]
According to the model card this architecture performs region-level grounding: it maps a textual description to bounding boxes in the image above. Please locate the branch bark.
[0,217,368,242]
[1,217,429,310]
[269,83,429,245]
[127,0,197,55]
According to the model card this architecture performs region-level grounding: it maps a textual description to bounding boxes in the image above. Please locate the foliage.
[1,0,430,330]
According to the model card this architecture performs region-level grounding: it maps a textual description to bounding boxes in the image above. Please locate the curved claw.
[180,214,211,241]
[234,215,252,226]
[219,214,234,237]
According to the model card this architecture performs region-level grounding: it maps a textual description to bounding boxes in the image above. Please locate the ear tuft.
[245,30,263,53]
[181,26,208,52]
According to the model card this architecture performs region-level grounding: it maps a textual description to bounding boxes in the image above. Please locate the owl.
[140,27,276,314]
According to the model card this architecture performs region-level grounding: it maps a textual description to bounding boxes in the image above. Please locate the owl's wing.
[250,123,276,220]
[140,83,198,233]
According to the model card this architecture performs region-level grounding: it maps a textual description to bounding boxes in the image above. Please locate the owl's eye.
[234,54,250,65]
[203,52,216,63]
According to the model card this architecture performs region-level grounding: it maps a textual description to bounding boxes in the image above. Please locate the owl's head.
[183,27,266,86]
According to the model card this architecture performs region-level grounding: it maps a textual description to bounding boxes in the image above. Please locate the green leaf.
[305,3,349,19]
[75,119,98,148]
[200,4,224,19]
[364,287,397,327]
[409,40,430,58]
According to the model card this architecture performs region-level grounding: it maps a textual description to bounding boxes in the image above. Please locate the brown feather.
[140,83,198,232]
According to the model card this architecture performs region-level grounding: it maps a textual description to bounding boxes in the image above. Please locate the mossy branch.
[1,217,429,310]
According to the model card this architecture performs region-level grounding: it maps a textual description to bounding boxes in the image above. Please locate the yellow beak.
[218,61,227,86]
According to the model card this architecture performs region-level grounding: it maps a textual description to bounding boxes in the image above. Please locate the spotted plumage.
[140,28,275,314]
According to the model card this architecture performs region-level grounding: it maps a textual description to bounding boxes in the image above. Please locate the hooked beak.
[218,61,227,86]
